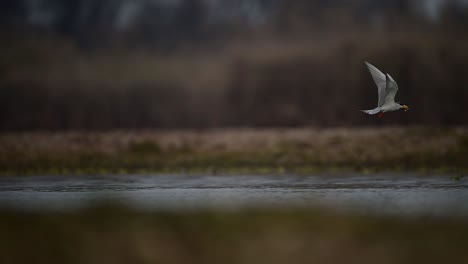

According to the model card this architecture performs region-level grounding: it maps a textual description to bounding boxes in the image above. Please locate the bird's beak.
[402,105,409,112]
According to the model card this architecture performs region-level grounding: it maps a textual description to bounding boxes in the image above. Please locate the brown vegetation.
[0,127,466,175]
[1,32,468,129]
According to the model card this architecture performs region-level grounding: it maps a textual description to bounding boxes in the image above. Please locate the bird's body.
[361,61,409,117]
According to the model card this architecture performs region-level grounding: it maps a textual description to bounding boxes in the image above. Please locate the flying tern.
[361,61,409,118]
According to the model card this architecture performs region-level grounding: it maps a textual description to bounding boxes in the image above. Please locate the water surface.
[0,174,467,217]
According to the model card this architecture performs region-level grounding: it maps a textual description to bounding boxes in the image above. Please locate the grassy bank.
[1,207,468,264]
[0,127,467,175]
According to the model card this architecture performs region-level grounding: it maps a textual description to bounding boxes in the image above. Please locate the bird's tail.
[360,107,381,115]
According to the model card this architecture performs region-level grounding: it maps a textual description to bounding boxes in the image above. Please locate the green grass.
[0,127,467,176]
[1,206,468,264]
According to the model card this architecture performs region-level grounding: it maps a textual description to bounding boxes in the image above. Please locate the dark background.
[1,0,468,130]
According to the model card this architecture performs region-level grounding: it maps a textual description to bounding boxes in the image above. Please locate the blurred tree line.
[2,0,468,47]
[1,0,468,130]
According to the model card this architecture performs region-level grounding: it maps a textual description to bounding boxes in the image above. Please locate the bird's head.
[401,105,409,112]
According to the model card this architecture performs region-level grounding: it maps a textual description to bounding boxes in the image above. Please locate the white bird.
[361,61,409,118]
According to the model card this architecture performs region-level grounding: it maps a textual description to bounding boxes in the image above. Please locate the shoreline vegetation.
[1,127,467,176]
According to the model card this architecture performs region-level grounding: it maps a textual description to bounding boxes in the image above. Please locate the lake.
[0,173,467,217]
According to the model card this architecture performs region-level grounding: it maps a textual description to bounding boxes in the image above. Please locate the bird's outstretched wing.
[384,73,399,105]
[365,61,386,107]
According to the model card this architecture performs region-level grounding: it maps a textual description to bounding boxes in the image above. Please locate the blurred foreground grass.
[1,207,468,264]
[0,127,467,175]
